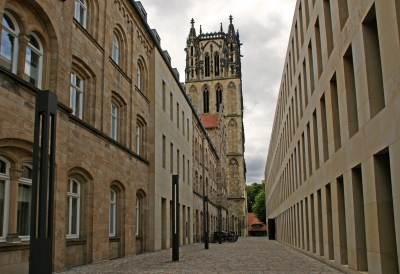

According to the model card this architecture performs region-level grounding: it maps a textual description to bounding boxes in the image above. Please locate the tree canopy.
[252,187,266,224]
[246,182,264,212]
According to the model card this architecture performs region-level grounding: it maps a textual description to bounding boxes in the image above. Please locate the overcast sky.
[143,0,296,184]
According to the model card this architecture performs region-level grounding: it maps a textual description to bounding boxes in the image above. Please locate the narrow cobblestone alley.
[62,237,343,273]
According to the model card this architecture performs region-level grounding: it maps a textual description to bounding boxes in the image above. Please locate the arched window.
[112,32,119,65]
[190,46,193,56]
[136,116,146,157]
[204,54,210,77]
[67,178,81,238]
[0,158,10,241]
[70,72,84,119]
[17,165,32,239]
[136,66,141,90]
[111,102,118,140]
[214,53,219,76]
[136,196,140,236]
[74,0,87,28]
[109,189,116,236]
[1,12,19,73]
[24,34,43,88]
[216,86,222,112]
[203,88,209,113]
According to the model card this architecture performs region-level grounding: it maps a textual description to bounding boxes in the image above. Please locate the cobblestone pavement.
[62,237,343,273]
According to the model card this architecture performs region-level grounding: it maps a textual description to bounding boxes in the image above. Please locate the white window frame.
[112,32,119,65]
[17,164,32,241]
[67,178,80,239]
[24,33,43,88]
[70,72,84,119]
[136,196,140,236]
[1,11,19,74]
[0,157,10,243]
[111,102,118,140]
[74,0,87,28]
[109,189,116,236]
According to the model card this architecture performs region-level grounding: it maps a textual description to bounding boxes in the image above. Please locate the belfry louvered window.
[203,88,209,113]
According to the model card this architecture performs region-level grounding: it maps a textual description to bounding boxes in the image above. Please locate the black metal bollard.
[29,90,57,274]
[172,175,179,261]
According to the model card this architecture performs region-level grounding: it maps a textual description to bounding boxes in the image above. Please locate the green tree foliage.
[246,182,263,212]
[252,187,266,224]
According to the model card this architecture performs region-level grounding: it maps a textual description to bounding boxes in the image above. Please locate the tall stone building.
[265,0,400,273]
[184,17,247,236]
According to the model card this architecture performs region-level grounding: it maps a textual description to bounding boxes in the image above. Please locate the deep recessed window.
[109,189,116,236]
[17,165,32,239]
[67,178,80,238]
[136,196,140,236]
[205,54,210,77]
[214,53,219,76]
[70,72,84,119]
[0,12,19,73]
[136,124,141,155]
[111,102,118,140]
[203,88,209,113]
[137,66,141,90]
[74,0,87,28]
[216,86,222,112]
[0,158,10,241]
[112,32,119,65]
[24,34,43,88]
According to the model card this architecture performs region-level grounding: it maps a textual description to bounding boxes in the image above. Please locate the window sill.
[0,241,30,251]
[66,238,87,246]
[109,236,120,242]
[109,57,132,84]
[135,86,150,104]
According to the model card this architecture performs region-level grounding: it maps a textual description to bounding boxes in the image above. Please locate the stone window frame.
[17,164,32,241]
[24,32,44,88]
[66,167,94,243]
[71,56,96,124]
[111,25,127,72]
[111,31,119,65]
[1,11,20,74]
[110,91,127,145]
[0,157,10,242]
[109,189,116,237]
[74,0,88,28]
[111,101,118,141]
[66,178,81,239]
[137,56,149,95]
[1,4,55,91]
[135,189,146,237]
[70,71,84,119]
[136,115,147,158]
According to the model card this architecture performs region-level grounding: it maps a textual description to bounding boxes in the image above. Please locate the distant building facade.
[265,0,400,273]
[247,213,266,236]
[185,17,248,236]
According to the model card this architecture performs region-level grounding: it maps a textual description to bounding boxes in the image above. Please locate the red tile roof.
[248,213,267,232]
[201,114,219,128]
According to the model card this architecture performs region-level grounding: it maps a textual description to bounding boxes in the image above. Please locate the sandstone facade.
[265,0,400,273]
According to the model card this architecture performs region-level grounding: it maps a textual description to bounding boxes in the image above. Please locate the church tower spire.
[184,16,247,237]
[189,18,196,37]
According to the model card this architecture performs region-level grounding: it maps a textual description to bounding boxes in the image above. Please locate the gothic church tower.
[185,16,247,236]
